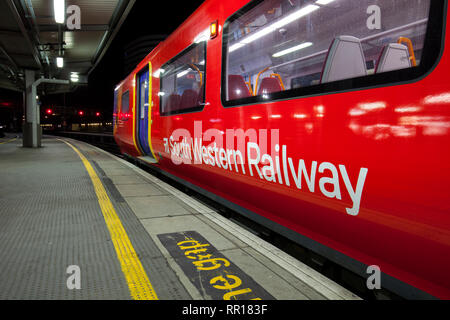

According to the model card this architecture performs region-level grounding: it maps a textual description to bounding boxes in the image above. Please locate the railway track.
[48,131,121,156]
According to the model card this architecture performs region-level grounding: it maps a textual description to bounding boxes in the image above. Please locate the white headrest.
[376,43,411,73]
[321,36,367,83]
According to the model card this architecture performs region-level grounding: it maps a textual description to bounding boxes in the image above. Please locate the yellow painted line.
[0,137,17,145]
[61,139,158,300]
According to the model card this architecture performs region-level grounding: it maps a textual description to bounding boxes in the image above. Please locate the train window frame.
[221,0,446,108]
[136,65,150,121]
[159,42,207,117]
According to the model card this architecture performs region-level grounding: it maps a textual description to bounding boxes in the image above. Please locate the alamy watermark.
[66,265,81,290]
[66,5,81,30]
[366,265,381,290]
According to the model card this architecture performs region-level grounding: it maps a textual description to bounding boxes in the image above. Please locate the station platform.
[0,135,360,300]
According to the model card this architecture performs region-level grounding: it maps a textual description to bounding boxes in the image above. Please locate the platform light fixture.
[56,56,64,68]
[54,0,66,24]
[70,72,79,82]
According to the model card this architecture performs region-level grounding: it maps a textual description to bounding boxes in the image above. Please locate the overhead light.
[177,68,191,78]
[229,43,245,53]
[70,72,79,82]
[54,0,65,24]
[273,42,313,57]
[230,4,319,53]
[316,0,336,5]
[56,56,64,68]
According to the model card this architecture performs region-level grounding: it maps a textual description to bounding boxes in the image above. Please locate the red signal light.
[96,112,101,117]
[79,111,84,116]
[46,109,53,115]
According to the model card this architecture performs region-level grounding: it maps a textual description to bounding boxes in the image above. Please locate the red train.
[114,0,449,299]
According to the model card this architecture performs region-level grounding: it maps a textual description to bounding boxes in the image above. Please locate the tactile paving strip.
[0,140,134,299]
[87,145,191,300]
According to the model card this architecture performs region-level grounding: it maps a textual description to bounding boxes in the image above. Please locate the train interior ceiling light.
[54,0,65,24]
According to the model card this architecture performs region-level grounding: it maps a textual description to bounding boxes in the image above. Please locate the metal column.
[23,69,39,148]
[23,73,70,148]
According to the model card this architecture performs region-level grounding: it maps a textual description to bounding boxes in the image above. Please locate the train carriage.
[114,0,449,299]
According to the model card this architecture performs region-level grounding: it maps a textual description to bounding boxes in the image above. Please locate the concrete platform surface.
[0,136,360,300]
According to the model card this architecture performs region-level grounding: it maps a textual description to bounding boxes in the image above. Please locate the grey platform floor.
[0,136,359,300]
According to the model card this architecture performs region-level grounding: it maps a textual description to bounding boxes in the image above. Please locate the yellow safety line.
[61,139,158,300]
[0,137,17,145]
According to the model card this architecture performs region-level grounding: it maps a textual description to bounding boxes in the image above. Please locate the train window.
[113,89,118,126]
[159,42,206,116]
[121,91,130,121]
[222,0,444,107]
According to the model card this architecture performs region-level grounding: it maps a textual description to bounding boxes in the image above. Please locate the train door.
[135,64,155,159]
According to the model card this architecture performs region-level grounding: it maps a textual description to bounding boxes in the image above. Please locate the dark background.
[0,0,205,124]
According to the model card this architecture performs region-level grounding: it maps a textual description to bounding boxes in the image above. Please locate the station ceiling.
[0,0,135,94]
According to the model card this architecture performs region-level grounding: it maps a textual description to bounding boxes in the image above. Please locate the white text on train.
[164,123,368,216]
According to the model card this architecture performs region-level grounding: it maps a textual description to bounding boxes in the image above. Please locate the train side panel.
[115,0,450,299]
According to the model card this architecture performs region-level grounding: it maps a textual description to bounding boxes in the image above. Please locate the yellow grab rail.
[245,77,253,96]
[254,67,270,96]
[270,73,285,90]
[397,37,417,67]
[189,63,203,88]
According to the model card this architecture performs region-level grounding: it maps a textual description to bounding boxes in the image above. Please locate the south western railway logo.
[158,231,274,300]
[163,122,368,216]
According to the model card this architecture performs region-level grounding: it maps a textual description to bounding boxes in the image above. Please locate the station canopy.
[0,0,135,93]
